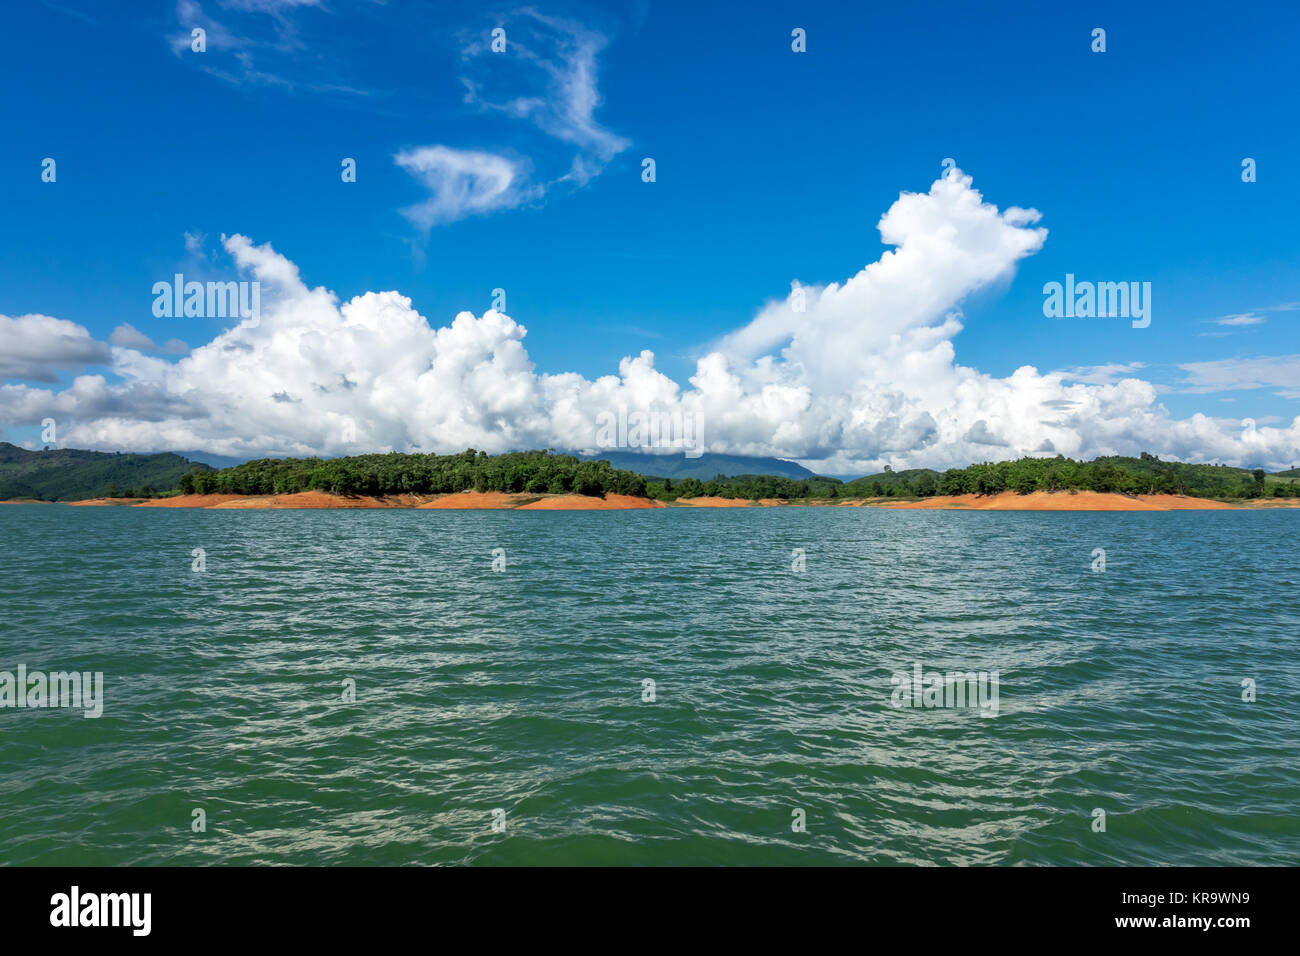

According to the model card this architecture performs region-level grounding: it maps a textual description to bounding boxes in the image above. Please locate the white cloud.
[460,10,629,185]
[394,146,534,229]
[110,323,159,351]
[0,314,111,383]
[5,171,1300,471]
[170,3,626,227]
[397,13,629,229]
[1215,312,1265,326]
[1057,362,1147,386]
[170,0,367,94]
[170,0,245,57]
[109,323,191,356]
[1178,354,1300,393]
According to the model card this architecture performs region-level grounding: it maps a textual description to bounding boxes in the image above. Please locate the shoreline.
[50,490,1300,511]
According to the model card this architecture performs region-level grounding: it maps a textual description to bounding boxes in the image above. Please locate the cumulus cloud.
[0,314,111,383]
[109,323,159,351]
[110,323,191,355]
[4,171,1299,470]
[963,420,1010,447]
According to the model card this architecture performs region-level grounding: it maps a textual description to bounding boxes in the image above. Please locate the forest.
[12,444,1291,503]
[838,453,1299,500]
[647,453,1298,501]
[645,474,845,501]
[178,449,648,498]
[0,442,212,501]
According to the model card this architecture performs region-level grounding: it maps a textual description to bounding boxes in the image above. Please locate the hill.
[843,467,942,497]
[0,443,214,501]
[580,451,814,480]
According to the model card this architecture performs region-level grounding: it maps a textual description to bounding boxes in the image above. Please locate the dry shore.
[65,490,666,510]
[878,491,1241,511]
[57,490,1300,510]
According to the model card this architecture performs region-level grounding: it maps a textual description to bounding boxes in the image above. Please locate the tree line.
[166,449,1300,502]
[839,453,1297,500]
[179,449,648,498]
[648,454,1299,501]
[646,474,844,501]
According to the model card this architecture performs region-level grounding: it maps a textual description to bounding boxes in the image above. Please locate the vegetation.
[839,453,1298,501]
[589,451,814,481]
[0,443,212,501]
[840,467,940,499]
[5,441,1298,504]
[646,473,843,501]
[179,449,647,498]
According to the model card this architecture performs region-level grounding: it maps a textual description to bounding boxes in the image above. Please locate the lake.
[1,504,1296,865]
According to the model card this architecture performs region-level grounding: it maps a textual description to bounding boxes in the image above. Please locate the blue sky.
[2,0,1298,470]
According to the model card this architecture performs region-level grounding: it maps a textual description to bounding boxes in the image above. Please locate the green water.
[1,504,1297,865]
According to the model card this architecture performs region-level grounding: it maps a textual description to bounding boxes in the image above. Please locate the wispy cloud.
[394,146,536,229]
[169,0,361,94]
[455,8,630,188]
[1204,301,1296,333]
[1057,362,1147,386]
[168,1,627,229]
[398,10,628,230]
[1178,354,1300,394]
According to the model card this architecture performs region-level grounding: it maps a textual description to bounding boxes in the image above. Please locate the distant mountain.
[0,443,213,501]
[173,450,251,470]
[580,451,814,480]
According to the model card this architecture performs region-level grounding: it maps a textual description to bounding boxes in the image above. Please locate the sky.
[2,0,1299,473]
